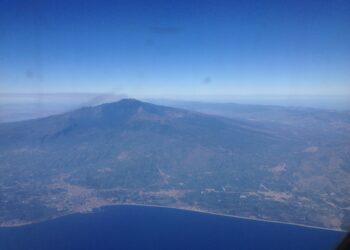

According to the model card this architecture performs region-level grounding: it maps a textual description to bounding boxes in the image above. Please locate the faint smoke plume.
[81,93,128,107]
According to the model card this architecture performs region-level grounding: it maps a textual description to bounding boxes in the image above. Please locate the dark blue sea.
[0,205,345,250]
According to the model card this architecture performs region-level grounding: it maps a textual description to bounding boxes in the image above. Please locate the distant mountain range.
[0,99,349,230]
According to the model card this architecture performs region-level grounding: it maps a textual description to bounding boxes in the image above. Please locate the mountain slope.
[0,99,349,230]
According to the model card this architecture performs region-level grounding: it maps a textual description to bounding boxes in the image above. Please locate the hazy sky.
[1,0,350,99]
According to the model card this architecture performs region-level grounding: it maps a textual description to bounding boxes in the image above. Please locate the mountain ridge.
[0,99,349,230]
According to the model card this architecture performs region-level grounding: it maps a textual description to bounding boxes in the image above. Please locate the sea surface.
[0,205,345,250]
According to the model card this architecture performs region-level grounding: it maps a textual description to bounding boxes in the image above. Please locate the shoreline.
[98,203,347,233]
[0,203,347,233]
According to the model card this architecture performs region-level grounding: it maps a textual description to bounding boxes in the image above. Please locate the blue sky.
[1,0,350,100]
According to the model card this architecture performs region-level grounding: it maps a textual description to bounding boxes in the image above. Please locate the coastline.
[0,203,347,233]
[98,203,347,233]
